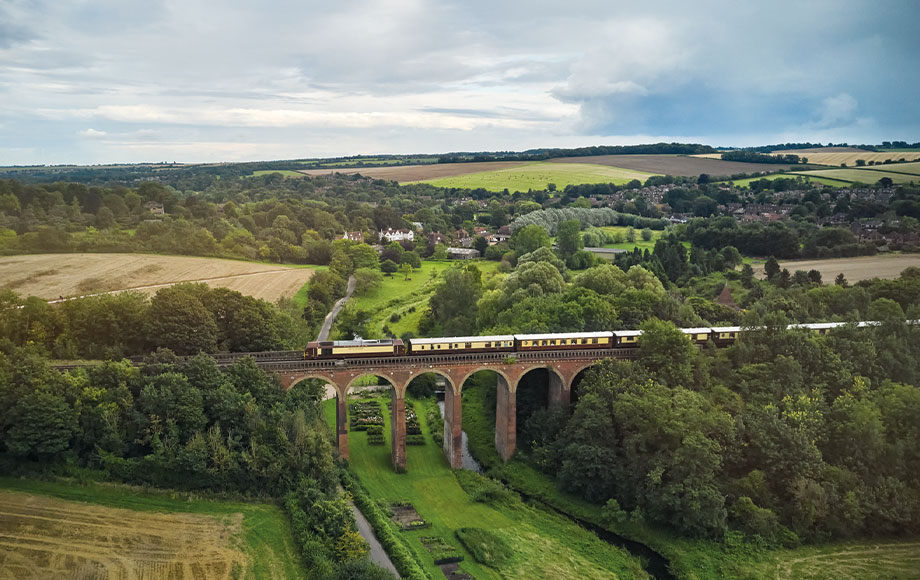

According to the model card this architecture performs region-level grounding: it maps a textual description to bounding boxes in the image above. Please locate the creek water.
[435,394,675,580]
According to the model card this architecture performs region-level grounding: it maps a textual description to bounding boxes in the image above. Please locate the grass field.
[794,168,919,185]
[597,225,665,252]
[251,170,305,178]
[305,157,438,168]
[751,254,920,283]
[409,161,658,192]
[773,148,920,166]
[726,174,849,187]
[548,154,799,177]
[324,394,647,580]
[346,260,503,338]
[0,478,304,580]
[857,161,920,176]
[0,253,315,302]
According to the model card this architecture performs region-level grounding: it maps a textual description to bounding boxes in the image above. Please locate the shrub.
[406,434,426,445]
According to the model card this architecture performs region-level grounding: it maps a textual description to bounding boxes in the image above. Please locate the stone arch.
[283,372,340,392]
[406,368,457,397]
[456,366,513,393]
[567,360,605,405]
[344,371,399,396]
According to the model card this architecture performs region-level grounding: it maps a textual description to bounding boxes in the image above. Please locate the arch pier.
[278,356,613,472]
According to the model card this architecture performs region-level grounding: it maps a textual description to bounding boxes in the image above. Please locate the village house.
[341,231,364,243]
[144,201,165,216]
[379,228,415,242]
[447,247,480,260]
[427,232,446,246]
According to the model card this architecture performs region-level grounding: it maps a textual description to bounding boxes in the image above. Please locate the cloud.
[1,0,919,164]
[78,128,107,138]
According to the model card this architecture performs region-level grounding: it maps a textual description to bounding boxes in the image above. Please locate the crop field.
[297,161,525,182]
[751,255,920,283]
[546,154,799,177]
[771,147,920,166]
[0,253,314,302]
[409,162,657,192]
[795,168,919,185]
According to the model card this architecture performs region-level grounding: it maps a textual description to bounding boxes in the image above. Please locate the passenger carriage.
[408,335,515,354]
[514,331,614,351]
[304,338,404,359]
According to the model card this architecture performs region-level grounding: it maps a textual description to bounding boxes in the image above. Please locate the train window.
[592,338,597,344]
[465,342,472,348]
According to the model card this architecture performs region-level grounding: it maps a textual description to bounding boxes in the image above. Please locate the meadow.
[597,225,665,252]
[0,253,315,302]
[297,161,525,182]
[408,161,657,192]
[549,154,799,177]
[345,260,504,338]
[0,477,305,580]
[726,174,849,187]
[323,393,647,580]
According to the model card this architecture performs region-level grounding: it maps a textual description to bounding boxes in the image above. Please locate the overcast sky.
[1,0,918,165]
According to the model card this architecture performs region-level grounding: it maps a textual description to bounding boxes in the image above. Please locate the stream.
[435,394,675,580]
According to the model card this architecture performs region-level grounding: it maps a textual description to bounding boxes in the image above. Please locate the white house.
[379,228,415,243]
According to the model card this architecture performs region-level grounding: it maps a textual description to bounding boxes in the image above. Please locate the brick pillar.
[335,391,349,460]
[443,386,463,469]
[548,371,571,408]
[391,390,407,473]
[494,374,516,462]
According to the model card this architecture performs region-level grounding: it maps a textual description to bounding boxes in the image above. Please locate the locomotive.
[303,322,869,359]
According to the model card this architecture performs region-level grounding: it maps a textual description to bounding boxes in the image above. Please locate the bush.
[406,434,426,445]
[455,528,512,568]
[454,470,517,507]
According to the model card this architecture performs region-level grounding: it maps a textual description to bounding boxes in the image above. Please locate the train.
[303,321,883,359]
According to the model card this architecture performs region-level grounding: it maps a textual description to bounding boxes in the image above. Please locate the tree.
[380,259,398,276]
[426,264,482,335]
[764,256,780,280]
[5,389,77,458]
[145,284,218,355]
[835,273,848,287]
[400,262,413,281]
[625,227,636,243]
[556,219,583,259]
[641,228,653,241]
[400,250,421,269]
[741,263,756,288]
[473,236,489,255]
[512,224,550,255]
[638,318,697,387]
[353,267,383,296]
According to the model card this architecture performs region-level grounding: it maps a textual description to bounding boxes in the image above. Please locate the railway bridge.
[247,348,637,472]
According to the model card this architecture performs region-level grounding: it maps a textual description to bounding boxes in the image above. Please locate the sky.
[1,0,918,165]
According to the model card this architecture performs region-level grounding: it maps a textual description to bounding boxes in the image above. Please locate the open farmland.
[297,161,525,182]
[771,147,920,166]
[0,481,304,580]
[0,253,314,302]
[409,161,657,191]
[727,174,851,187]
[751,255,920,283]
[0,490,246,580]
[795,168,919,185]
[546,154,800,177]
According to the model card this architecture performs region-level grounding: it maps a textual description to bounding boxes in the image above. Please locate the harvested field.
[751,255,920,283]
[409,161,656,191]
[0,490,246,580]
[546,154,799,177]
[298,161,525,182]
[772,147,920,166]
[0,253,313,302]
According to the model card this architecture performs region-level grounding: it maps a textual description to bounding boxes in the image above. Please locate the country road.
[317,274,356,341]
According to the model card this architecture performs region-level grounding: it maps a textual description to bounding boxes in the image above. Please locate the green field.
[727,174,849,187]
[251,169,305,178]
[0,476,305,579]
[857,161,920,176]
[346,260,503,338]
[795,168,920,185]
[325,394,647,580]
[407,162,658,192]
[597,225,666,252]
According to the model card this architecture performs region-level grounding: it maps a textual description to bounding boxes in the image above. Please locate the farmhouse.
[341,231,365,243]
[144,201,165,216]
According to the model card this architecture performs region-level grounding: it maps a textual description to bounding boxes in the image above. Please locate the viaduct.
[255,347,638,472]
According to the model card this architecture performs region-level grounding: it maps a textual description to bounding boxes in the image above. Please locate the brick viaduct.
[264,348,637,472]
